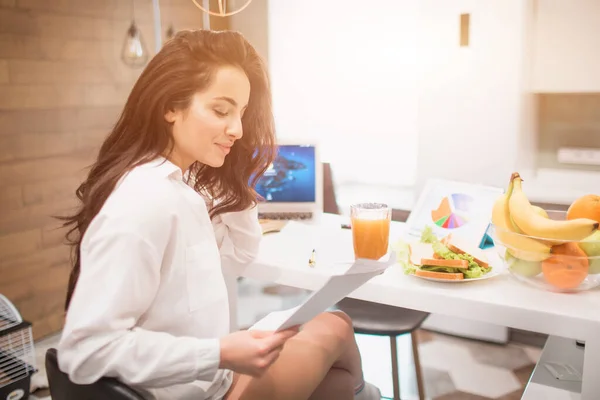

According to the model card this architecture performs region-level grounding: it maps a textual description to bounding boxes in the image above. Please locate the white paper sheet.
[249,252,397,331]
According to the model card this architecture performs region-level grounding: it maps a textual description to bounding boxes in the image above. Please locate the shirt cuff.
[193,338,222,382]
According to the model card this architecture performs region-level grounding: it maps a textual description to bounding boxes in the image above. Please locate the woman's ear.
[164,109,178,123]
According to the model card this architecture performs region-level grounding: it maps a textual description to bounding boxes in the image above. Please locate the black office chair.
[45,348,147,400]
[323,163,429,400]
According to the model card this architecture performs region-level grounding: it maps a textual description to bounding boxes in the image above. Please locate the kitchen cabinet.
[532,0,600,93]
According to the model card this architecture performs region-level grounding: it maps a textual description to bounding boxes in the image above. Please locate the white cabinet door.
[532,0,600,92]
[417,0,527,190]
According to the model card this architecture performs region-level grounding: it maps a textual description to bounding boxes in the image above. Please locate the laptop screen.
[254,144,316,203]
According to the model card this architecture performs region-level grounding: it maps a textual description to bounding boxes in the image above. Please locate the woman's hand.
[219,328,299,377]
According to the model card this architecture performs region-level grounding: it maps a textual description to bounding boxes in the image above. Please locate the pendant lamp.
[190,0,253,17]
[122,0,149,67]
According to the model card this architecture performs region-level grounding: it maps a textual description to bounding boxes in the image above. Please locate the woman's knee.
[328,309,353,326]
[310,310,355,343]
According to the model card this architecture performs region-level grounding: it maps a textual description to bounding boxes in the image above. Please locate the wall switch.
[557,147,600,166]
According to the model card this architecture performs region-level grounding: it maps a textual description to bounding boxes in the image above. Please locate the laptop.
[253,141,323,222]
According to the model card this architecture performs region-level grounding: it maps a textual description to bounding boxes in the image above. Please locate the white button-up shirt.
[57,157,262,400]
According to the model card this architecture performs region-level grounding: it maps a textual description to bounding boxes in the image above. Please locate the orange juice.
[351,216,390,260]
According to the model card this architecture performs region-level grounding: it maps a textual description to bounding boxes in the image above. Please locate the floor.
[28,278,542,400]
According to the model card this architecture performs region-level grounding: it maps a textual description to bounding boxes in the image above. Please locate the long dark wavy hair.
[61,30,277,310]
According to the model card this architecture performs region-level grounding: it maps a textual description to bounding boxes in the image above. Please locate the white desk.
[230,214,600,400]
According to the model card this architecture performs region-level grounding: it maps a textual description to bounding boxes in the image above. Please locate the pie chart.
[431,193,474,229]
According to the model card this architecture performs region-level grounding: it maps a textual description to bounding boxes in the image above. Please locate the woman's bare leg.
[325,310,364,386]
[308,368,355,400]
[291,310,363,386]
[225,311,363,400]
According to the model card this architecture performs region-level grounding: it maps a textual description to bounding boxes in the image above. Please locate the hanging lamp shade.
[191,0,253,17]
[122,21,149,67]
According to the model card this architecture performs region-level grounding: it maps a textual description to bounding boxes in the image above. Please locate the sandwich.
[406,226,491,281]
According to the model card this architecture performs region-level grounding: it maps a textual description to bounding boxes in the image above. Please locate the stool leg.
[411,331,426,400]
[390,335,400,400]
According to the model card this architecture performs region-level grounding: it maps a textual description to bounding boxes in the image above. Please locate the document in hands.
[248,252,397,332]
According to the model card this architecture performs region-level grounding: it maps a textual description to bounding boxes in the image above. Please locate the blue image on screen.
[254,145,316,202]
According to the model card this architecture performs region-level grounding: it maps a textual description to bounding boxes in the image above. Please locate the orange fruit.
[542,242,589,290]
[567,194,600,223]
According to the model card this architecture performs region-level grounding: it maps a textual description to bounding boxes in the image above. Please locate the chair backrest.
[45,348,147,400]
[391,209,411,223]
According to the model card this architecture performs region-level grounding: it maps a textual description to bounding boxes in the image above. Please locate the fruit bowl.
[489,210,600,293]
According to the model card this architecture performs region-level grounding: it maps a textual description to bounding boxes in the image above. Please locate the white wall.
[416,0,533,193]
[229,0,269,63]
[532,0,600,93]
[268,0,419,187]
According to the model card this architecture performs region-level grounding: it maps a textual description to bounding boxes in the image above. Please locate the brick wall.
[538,93,600,171]
[0,0,211,340]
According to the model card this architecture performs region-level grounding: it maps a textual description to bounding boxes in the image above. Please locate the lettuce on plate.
[390,238,416,275]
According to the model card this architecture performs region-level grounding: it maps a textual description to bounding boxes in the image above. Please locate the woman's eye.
[214,109,228,117]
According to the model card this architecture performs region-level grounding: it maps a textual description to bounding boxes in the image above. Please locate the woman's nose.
[227,119,243,139]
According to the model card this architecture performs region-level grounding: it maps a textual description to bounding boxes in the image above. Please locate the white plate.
[410,249,506,283]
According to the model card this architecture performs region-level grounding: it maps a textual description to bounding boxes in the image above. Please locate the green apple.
[578,230,600,274]
[505,250,542,277]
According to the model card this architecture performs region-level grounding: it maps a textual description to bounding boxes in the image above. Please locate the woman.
[58,30,381,400]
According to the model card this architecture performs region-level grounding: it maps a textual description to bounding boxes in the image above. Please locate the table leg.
[581,337,600,400]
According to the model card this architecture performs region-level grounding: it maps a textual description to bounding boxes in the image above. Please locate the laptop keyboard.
[258,212,313,220]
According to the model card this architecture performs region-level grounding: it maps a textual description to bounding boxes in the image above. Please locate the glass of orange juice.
[350,203,391,260]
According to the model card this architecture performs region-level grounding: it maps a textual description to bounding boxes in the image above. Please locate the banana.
[491,175,551,262]
[528,206,566,246]
[532,206,549,219]
[509,173,599,241]
[508,198,546,233]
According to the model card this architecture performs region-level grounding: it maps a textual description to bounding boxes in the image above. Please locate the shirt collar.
[141,156,184,180]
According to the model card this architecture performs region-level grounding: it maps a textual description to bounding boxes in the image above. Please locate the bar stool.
[337,298,429,400]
